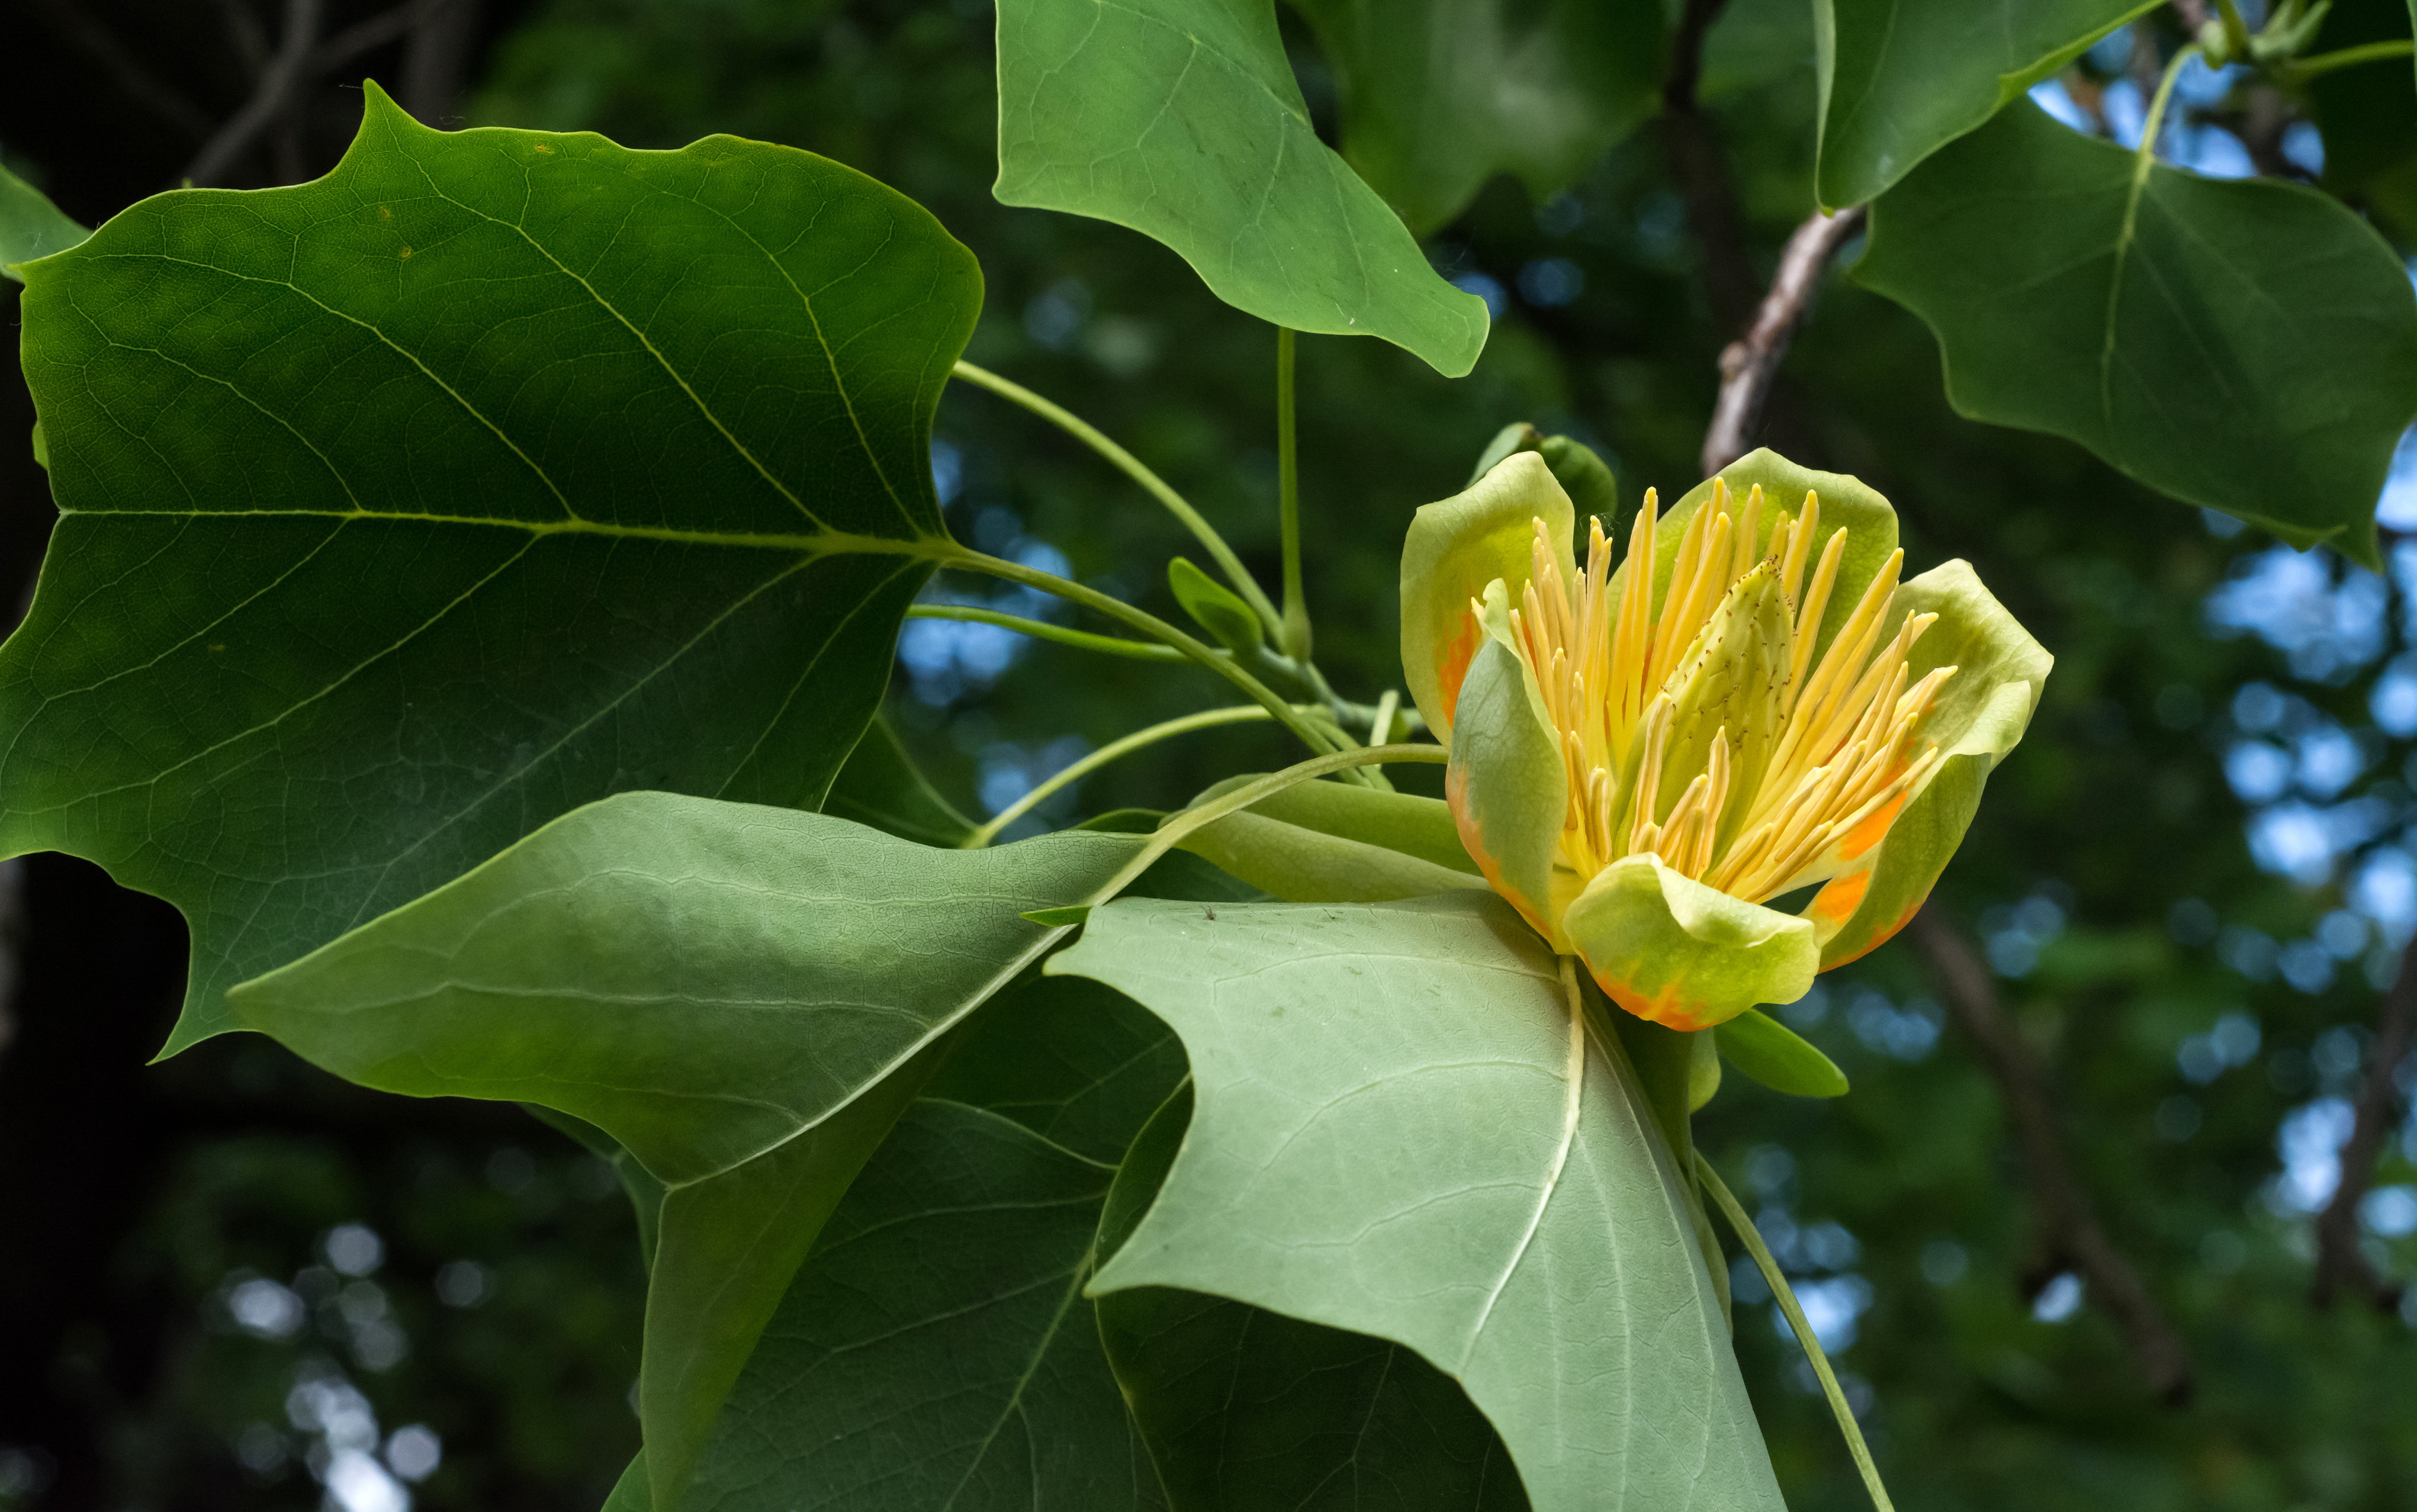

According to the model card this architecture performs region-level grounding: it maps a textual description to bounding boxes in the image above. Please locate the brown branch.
[1659,0,1759,337]
[314,0,453,79]
[1700,206,1866,478]
[29,0,216,140]
[187,0,325,188]
[2170,0,2212,30]
[1910,907,2195,1404]
[2313,937,2417,1309]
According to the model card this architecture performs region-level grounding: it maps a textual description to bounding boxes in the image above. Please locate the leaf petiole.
[943,546,1376,782]
[951,359,1284,639]
[2286,38,2416,79]
[963,704,1288,847]
[1695,1153,1897,1512]
[907,603,1185,662]
[1275,327,1312,661]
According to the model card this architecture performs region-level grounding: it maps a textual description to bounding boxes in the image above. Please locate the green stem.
[1275,327,1312,661]
[907,603,1185,662]
[963,704,1278,848]
[2212,0,2254,61]
[950,359,1284,638]
[1060,743,1449,912]
[2288,38,2415,79]
[2133,44,2197,182]
[1695,1154,1897,1512]
[943,546,1374,782]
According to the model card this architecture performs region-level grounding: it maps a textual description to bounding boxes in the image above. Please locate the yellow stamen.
[1500,485,1956,908]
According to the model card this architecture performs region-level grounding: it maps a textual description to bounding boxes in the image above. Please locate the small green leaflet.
[5,85,980,1048]
[1814,0,2158,208]
[1054,892,1783,1510]
[1857,101,2417,562]
[229,796,1137,1510]
[992,0,1487,377]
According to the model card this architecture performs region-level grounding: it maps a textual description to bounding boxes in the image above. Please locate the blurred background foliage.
[2,0,2415,1507]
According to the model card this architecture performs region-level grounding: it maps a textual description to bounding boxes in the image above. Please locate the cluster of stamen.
[1500,482,1957,905]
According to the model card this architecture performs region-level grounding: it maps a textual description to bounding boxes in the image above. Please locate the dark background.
[2,1,2414,1507]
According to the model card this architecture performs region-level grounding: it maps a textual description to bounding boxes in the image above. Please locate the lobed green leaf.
[1054,892,1783,1510]
[1814,0,2157,208]
[992,0,1488,375]
[1856,102,2417,563]
[229,796,1134,1509]
[5,85,979,1048]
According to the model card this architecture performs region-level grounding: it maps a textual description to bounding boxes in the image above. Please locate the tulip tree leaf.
[4,83,979,1051]
[686,1099,1166,1511]
[1856,101,2417,563]
[1814,0,2156,208]
[1054,892,1783,1510]
[1097,1085,1532,1510]
[227,796,1137,1510]
[992,0,1488,377]
[1289,0,1663,237]
[0,160,86,280]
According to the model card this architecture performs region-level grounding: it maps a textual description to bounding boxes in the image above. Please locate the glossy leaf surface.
[992,0,1487,375]
[230,796,1134,1508]
[1291,0,1661,237]
[7,85,977,1048]
[1857,101,2417,561]
[1055,892,1783,1510]
[1814,0,2154,208]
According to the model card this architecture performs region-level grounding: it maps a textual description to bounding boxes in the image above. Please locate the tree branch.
[1909,907,2195,1403]
[30,0,216,140]
[1700,206,1866,478]
[2313,936,2417,1309]
[1659,0,1760,337]
[187,0,325,188]
[314,0,450,75]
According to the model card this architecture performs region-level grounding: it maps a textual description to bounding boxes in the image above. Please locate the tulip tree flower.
[1402,449,2050,1031]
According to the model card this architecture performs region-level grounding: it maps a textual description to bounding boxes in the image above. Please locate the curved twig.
[187,0,324,188]
[1701,207,1866,478]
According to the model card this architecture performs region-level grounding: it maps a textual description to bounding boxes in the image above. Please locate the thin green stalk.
[1361,690,1400,791]
[907,603,1185,662]
[2288,38,2415,78]
[950,359,1284,638]
[1696,1154,1897,1512]
[2133,43,2197,185]
[2212,0,2255,61]
[1055,743,1449,913]
[1275,327,1311,661]
[943,546,1376,783]
[963,704,1277,848]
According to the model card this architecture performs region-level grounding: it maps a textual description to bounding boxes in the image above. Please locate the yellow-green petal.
[1399,451,1573,745]
[1445,628,1567,944]
[1815,558,2052,967]
[1563,854,1818,1031]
